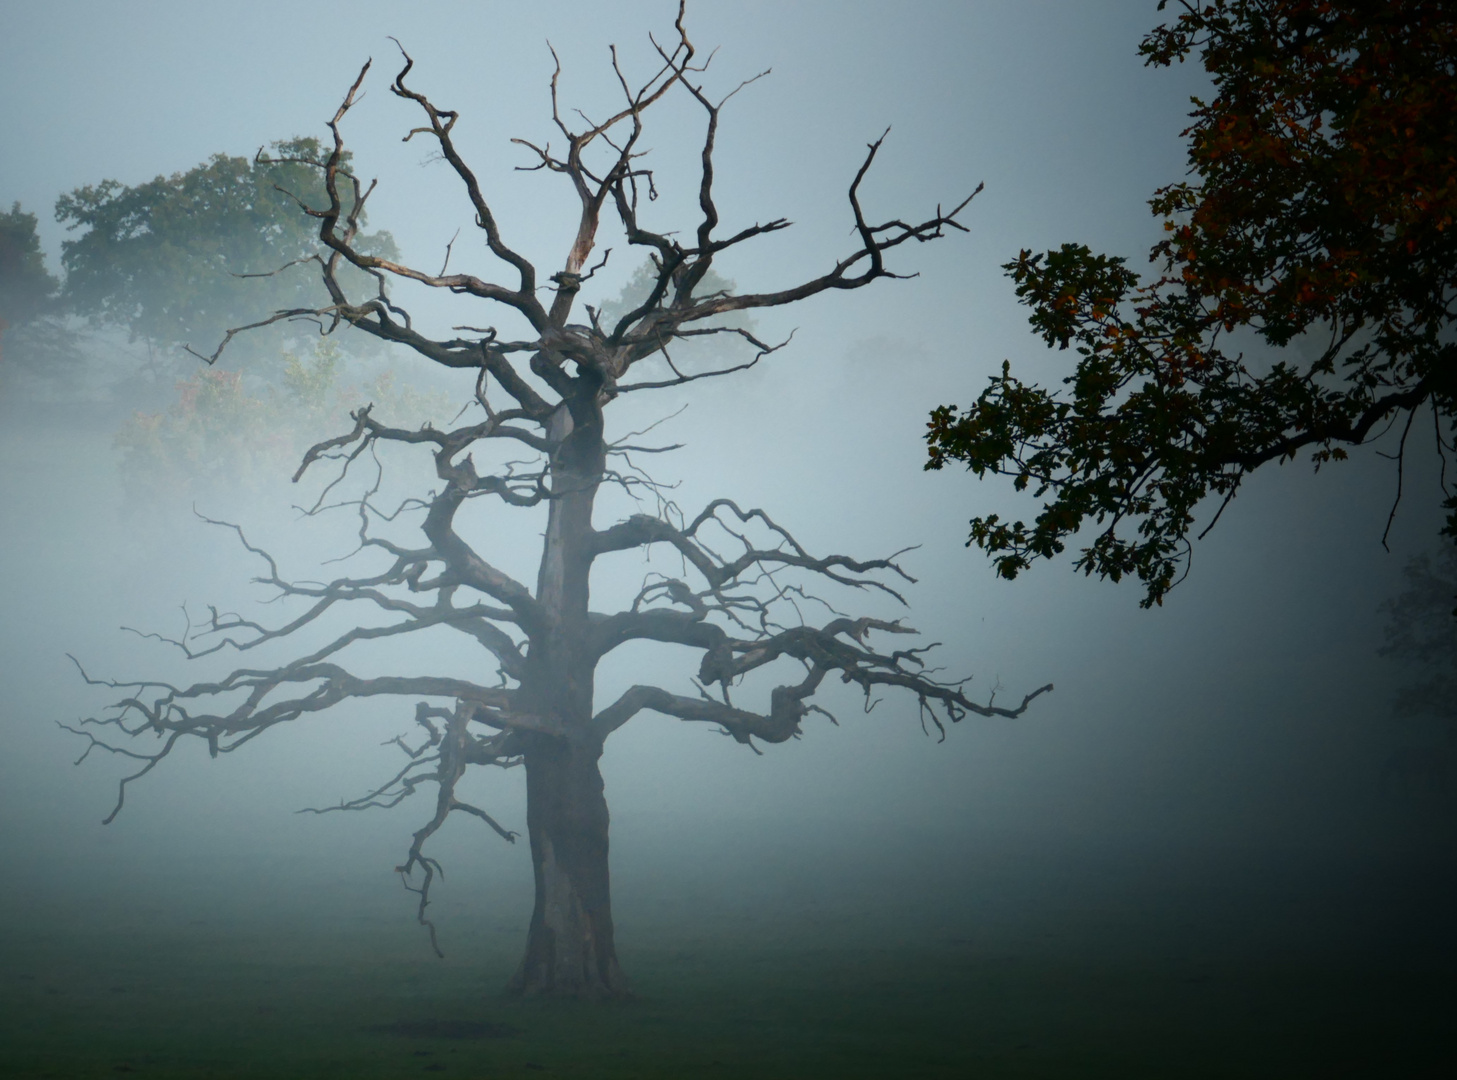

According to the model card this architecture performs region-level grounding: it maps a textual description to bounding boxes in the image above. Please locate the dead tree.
[68,8,1049,999]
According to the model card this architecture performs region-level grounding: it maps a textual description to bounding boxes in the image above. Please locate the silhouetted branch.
[70,9,1032,973]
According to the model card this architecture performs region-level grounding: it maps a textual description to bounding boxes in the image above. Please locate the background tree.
[0,202,85,387]
[113,337,454,505]
[71,12,1047,999]
[1377,543,1457,798]
[12,142,425,496]
[5,142,399,403]
[0,202,57,327]
[926,0,1457,607]
[1381,543,1457,725]
[56,137,398,368]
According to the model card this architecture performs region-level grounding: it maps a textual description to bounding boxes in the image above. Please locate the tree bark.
[507,732,628,998]
[506,396,629,997]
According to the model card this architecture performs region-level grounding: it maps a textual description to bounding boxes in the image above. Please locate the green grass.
[2,914,1452,1079]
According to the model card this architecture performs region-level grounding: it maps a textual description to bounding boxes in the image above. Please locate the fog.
[1,2,1453,1074]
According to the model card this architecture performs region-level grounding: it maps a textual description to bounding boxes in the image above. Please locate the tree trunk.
[507,733,629,998]
[507,397,627,997]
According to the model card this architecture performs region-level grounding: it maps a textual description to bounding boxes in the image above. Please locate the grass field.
[3,923,1452,1078]
[2,833,1452,1079]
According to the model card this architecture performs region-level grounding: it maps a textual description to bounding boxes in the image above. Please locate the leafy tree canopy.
[926,0,1457,606]
[0,202,88,388]
[56,137,398,363]
[0,202,58,328]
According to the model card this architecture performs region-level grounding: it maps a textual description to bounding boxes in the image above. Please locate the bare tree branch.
[71,10,1034,988]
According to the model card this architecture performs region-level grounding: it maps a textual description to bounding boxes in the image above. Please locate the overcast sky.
[1,1,1450,946]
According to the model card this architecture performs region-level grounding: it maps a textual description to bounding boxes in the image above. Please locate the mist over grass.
[3,349,1452,962]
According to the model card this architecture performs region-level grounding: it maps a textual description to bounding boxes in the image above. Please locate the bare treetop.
[195,7,980,399]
